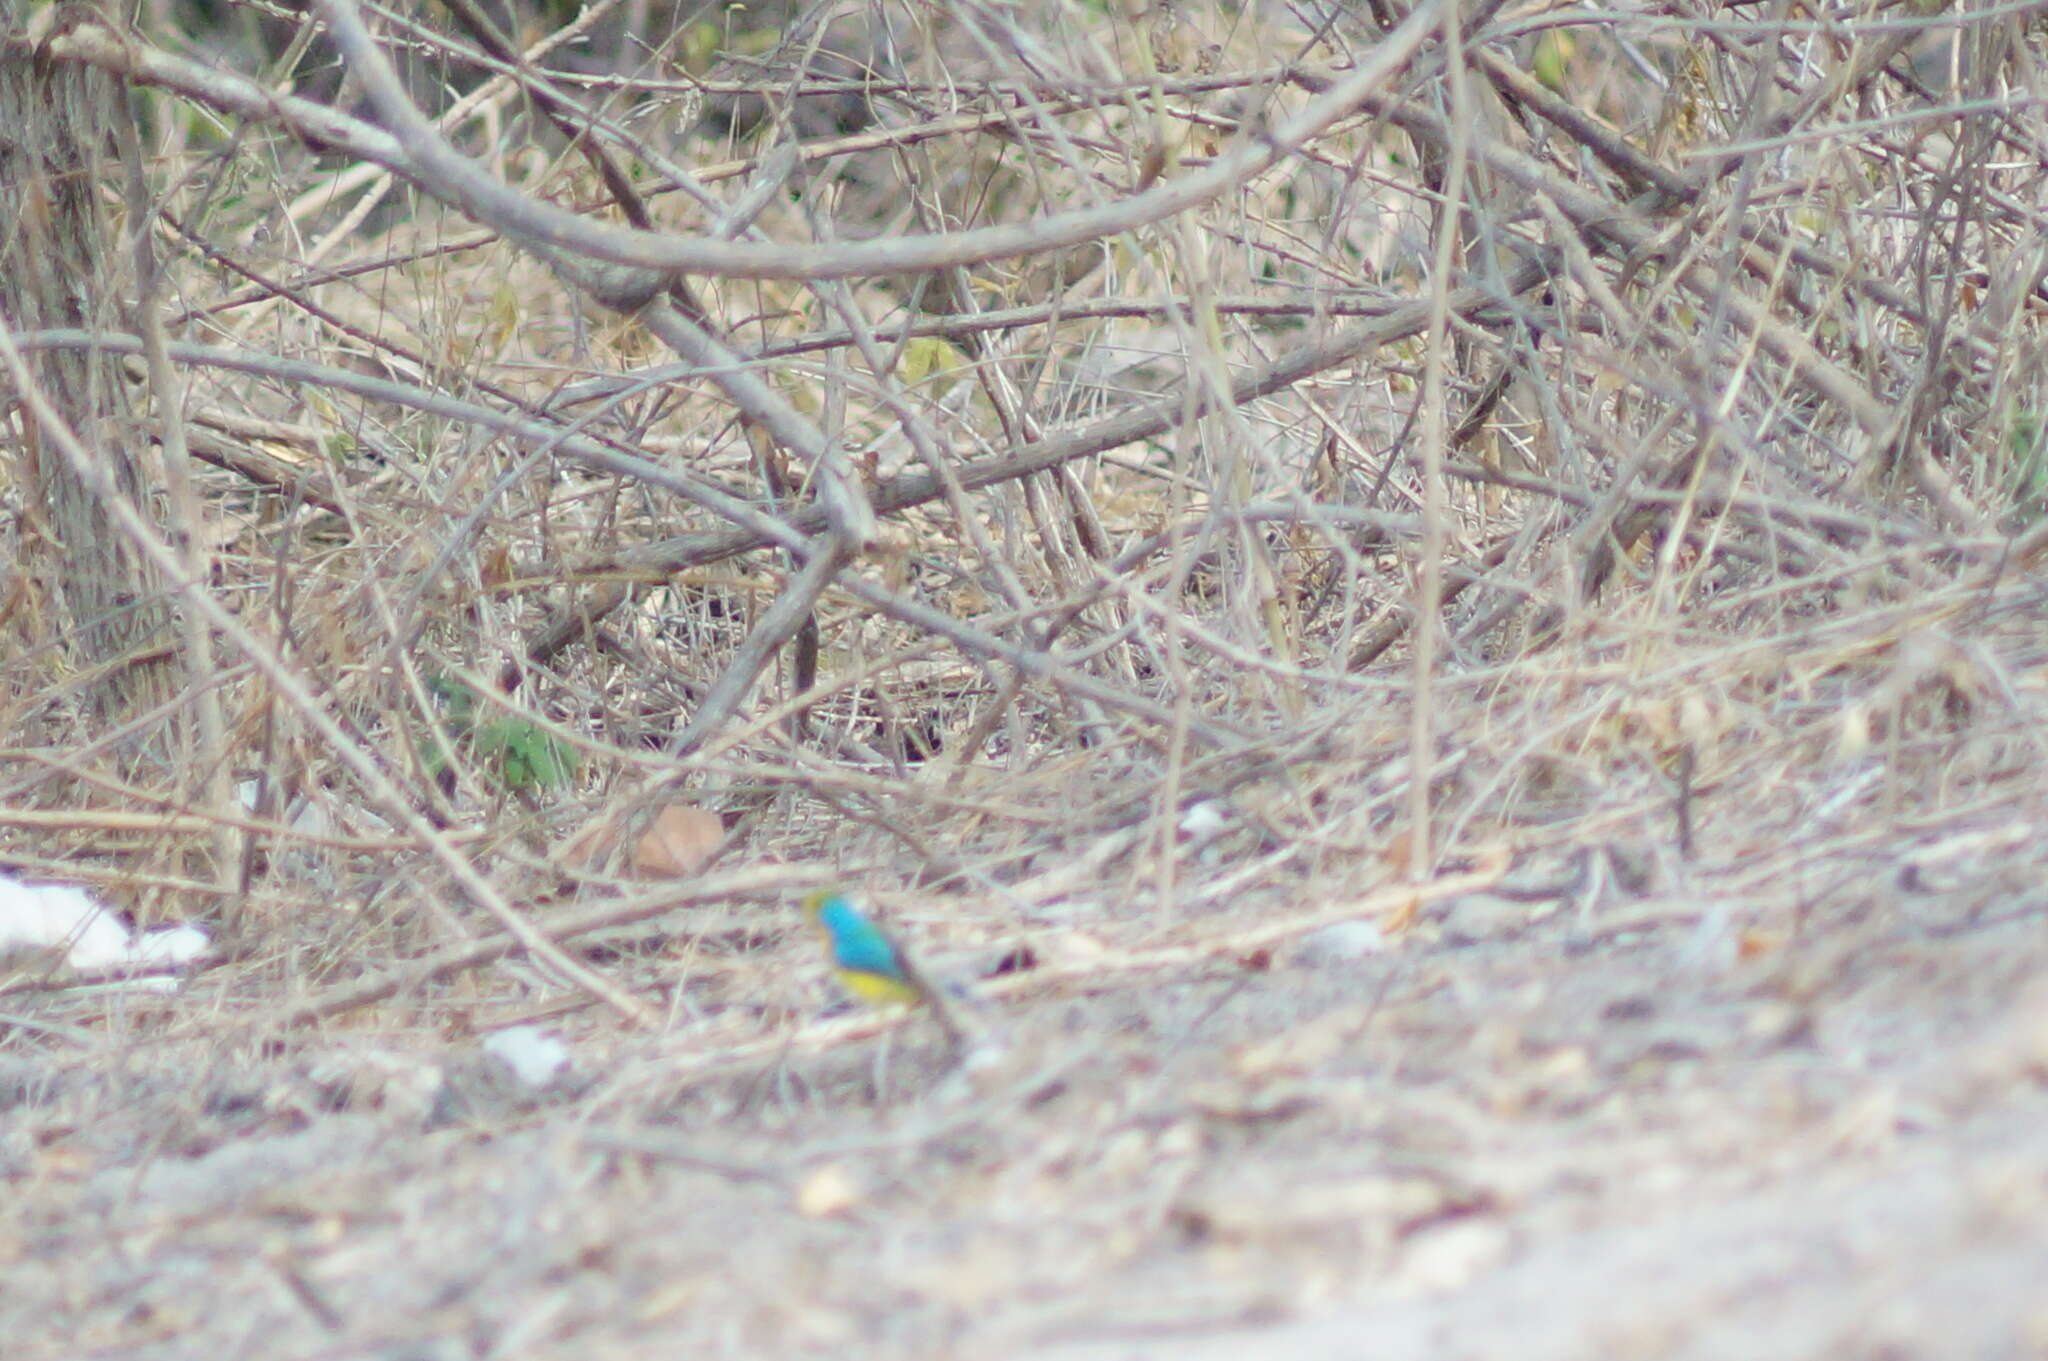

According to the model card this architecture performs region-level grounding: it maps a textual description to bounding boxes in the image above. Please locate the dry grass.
[6,0,2048,1353]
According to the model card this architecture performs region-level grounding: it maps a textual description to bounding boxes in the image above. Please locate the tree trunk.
[1,12,166,716]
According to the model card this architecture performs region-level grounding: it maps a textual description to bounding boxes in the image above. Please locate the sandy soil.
[7,822,2048,1360]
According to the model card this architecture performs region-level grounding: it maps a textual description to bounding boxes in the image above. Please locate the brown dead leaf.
[479,543,515,591]
[631,804,724,879]
[558,803,724,880]
[557,817,616,871]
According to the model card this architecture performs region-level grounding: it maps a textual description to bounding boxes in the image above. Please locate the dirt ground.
[8,794,2048,1360]
[10,0,2048,1353]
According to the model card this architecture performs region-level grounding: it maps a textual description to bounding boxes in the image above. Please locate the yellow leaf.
[898,336,969,391]
[1532,31,1574,92]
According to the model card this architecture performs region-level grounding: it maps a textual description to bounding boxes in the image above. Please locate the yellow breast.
[835,967,925,1008]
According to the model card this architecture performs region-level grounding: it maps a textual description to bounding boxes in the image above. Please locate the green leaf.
[1532,32,1574,93]
[419,673,576,792]
[477,721,579,791]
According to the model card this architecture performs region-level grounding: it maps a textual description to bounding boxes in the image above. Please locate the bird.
[799,890,975,1044]
[802,889,927,1009]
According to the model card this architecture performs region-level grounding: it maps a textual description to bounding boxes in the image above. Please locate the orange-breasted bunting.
[802,890,927,1009]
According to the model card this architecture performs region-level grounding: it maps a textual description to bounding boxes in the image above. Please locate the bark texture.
[1,11,165,714]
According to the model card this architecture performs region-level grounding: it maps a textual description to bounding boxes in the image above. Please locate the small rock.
[482,1025,573,1091]
[1295,920,1389,965]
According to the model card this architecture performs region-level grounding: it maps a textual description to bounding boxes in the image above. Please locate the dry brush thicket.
[4,0,2048,1023]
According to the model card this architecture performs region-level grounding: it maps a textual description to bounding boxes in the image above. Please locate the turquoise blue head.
[801,888,853,927]
[800,890,905,980]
